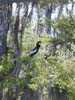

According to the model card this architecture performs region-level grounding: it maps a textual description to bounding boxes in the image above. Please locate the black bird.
[29,41,41,57]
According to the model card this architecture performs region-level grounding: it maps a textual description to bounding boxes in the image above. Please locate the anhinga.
[29,41,41,57]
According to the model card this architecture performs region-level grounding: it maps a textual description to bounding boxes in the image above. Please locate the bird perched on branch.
[29,41,42,57]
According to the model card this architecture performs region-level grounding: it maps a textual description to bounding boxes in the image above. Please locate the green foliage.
[27,56,49,90]
[18,29,49,91]
[18,26,75,99]
[15,27,75,100]
[0,56,14,76]
[46,55,75,100]
[52,16,75,39]
[39,0,70,7]
[52,16,75,99]
[39,0,46,7]
[1,15,75,99]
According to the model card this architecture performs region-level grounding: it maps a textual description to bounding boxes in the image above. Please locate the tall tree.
[0,4,12,59]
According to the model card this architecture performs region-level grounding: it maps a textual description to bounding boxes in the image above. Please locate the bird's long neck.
[37,45,40,51]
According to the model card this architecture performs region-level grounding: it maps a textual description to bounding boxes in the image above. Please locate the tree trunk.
[46,4,52,36]
[21,88,42,100]
[0,4,10,59]
[48,87,68,100]
[0,3,12,100]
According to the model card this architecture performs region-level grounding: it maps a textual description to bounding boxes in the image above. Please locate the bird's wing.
[29,47,37,55]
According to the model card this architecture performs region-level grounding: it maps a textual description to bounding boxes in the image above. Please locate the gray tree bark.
[0,3,12,100]
[0,4,10,59]
[45,3,52,36]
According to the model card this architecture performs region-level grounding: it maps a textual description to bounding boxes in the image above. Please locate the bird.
[29,41,42,57]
